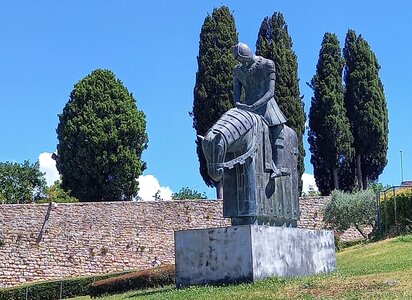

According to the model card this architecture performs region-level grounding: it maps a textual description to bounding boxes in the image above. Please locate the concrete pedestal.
[175,225,336,287]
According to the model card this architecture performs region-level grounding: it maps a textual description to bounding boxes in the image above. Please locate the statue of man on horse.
[200,42,299,227]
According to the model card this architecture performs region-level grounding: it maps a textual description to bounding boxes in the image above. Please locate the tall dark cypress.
[191,6,238,199]
[255,12,306,194]
[308,33,354,196]
[343,29,388,189]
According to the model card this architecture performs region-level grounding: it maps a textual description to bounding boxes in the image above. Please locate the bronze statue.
[199,42,299,227]
[233,43,286,126]
[233,42,289,178]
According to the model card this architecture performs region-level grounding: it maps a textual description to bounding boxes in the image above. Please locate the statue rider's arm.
[236,60,276,112]
[233,74,242,105]
[249,71,275,110]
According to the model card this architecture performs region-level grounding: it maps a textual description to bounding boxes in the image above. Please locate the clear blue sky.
[1,1,411,198]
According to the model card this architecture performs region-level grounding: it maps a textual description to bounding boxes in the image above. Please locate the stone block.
[175,225,335,287]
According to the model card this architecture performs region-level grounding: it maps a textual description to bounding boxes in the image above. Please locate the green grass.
[337,234,412,276]
[70,234,412,300]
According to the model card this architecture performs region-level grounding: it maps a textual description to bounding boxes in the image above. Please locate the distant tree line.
[0,161,45,204]
[0,161,77,204]
[172,187,207,200]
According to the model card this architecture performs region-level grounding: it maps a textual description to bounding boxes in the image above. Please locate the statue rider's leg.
[269,124,290,178]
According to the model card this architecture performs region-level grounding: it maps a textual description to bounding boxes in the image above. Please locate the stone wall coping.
[0,196,327,207]
[0,199,224,207]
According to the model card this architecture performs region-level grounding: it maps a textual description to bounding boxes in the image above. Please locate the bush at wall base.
[379,189,412,236]
[89,264,175,298]
[0,270,132,300]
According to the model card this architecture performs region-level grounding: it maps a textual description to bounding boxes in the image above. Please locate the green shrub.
[379,189,412,235]
[89,264,175,298]
[0,270,132,300]
[392,234,412,243]
[36,180,79,203]
[0,281,67,300]
[0,286,25,300]
[324,189,376,239]
[335,237,366,250]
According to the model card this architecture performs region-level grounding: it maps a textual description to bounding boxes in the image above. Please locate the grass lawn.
[70,234,412,300]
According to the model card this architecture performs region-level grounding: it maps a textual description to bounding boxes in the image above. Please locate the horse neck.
[227,128,253,154]
[208,107,261,160]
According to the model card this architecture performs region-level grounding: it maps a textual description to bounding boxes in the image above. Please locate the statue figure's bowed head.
[233,43,254,62]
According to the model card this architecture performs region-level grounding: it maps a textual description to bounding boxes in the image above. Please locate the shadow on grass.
[125,285,176,298]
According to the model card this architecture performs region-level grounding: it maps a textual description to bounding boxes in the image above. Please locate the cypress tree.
[343,30,388,190]
[308,33,354,195]
[191,6,238,199]
[56,69,148,201]
[255,12,306,194]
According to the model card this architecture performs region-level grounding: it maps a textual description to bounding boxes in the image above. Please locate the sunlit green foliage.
[37,180,79,203]
[324,189,376,238]
[379,188,412,234]
[0,160,46,204]
[56,69,148,202]
[172,187,207,200]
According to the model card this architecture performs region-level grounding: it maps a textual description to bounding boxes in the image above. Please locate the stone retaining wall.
[298,196,366,241]
[0,197,363,288]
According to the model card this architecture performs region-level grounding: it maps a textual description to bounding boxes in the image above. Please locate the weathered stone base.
[175,225,336,287]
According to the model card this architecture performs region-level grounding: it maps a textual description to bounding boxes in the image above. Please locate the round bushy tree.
[56,69,148,201]
[324,189,376,239]
[0,160,46,204]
